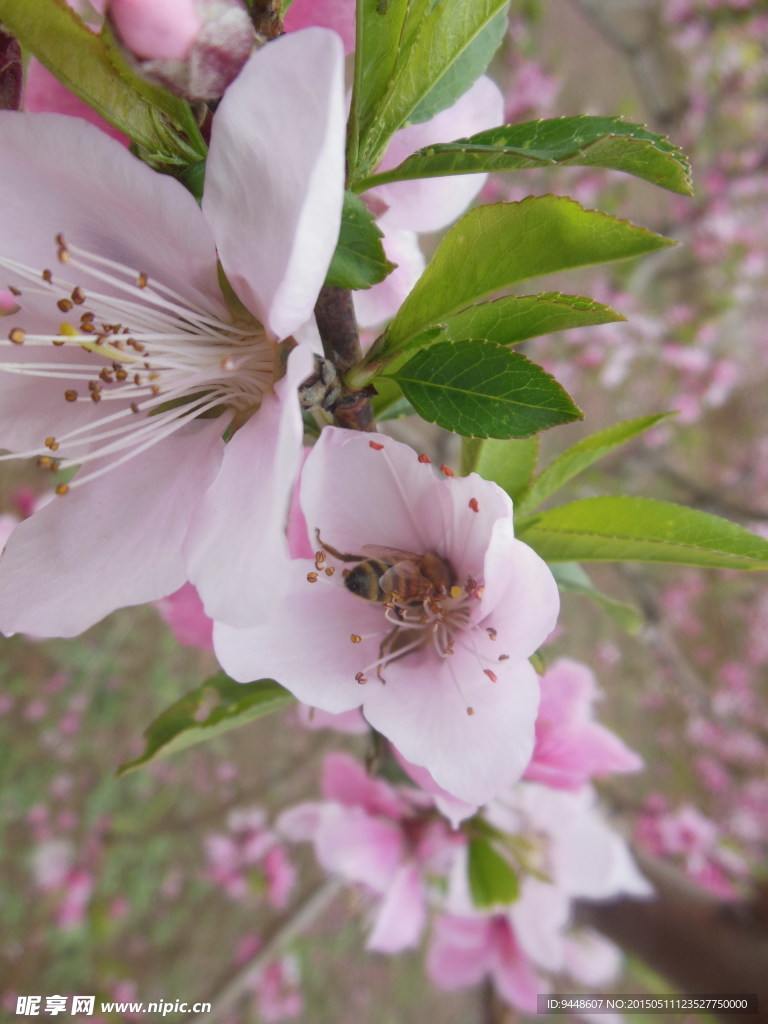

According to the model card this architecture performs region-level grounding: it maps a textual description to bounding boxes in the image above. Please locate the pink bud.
[109,0,203,60]
[108,0,257,100]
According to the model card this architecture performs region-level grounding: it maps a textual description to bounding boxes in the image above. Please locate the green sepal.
[467,837,521,910]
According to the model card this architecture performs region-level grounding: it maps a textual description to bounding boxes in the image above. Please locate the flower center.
[308,544,511,712]
[1,235,274,492]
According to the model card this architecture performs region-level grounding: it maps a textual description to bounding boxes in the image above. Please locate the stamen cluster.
[2,235,273,492]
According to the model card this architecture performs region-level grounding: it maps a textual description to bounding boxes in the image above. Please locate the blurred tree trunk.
[577,849,768,1023]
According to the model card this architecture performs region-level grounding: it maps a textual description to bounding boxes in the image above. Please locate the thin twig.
[570,0,689,129]
[183,879,343,1023]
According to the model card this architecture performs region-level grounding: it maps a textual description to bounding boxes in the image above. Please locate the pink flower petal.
[525,658,643,788]
[321,752,405,819]
[0,418,224,637]
[214,575,384,711]
[394,751,479,827]
[202,30,345,338]
[0,112,226,318]
[300,427,443,555]
[428,915,497,990]
[363,650,541,806]
[23,60,130,144]
[478,523,561,663]
[371,76,505,233]
[366,863,426,952]
[508,877,570,972]
[314,805,403,890]
[277,802,324,842]
[184,344,313,626]
[490,919,542,1014]
[353,228,425,329]
[154,582,214,650]
[283,0,356,54]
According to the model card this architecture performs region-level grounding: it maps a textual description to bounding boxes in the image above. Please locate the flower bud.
[108,0,261,101]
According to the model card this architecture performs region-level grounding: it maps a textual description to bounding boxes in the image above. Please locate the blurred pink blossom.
[524,658,643,790]
[279,752,464,951]
[204,806,296,908]
[154,582,214,650]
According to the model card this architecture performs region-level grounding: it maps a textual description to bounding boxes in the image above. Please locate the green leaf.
[408,6,509,124]
[516,496,768,570]
[551,562,644,633]
[379,197,675,354]
[326,191,395,290]
[349,0,419,177]
[461,436,539,502]
[350,0,510,179]
[411,292,625,352]
[355,115,693,196]
[467,837,520,909]
[370,377,415,420]
[117,675,295,775]
[1,0,205,162]
[515,413,671,519]
[381,341,582,438]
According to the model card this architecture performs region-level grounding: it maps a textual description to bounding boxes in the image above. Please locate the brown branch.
[314,286,362,373]
[576,849,768,1023]
[0,29,22,111]
[314,285,376,432]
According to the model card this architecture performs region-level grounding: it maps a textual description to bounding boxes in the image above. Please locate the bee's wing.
[379,560,426,597]
[360,544,422,561]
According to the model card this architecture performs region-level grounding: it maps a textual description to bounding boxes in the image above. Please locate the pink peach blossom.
[217,429,560,805]
[524,658,643,790]
[428,913,542,1013]
[279,753,463,952]
[0,30,345,638]
[430,783,649,1012]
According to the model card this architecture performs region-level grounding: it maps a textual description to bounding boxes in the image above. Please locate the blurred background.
[2,1,767,1020]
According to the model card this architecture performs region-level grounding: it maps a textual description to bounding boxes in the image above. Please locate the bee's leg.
[376,626,398,683]
[314,528,361,563]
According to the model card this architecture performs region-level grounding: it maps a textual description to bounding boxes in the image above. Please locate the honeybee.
[316,531,456,608]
